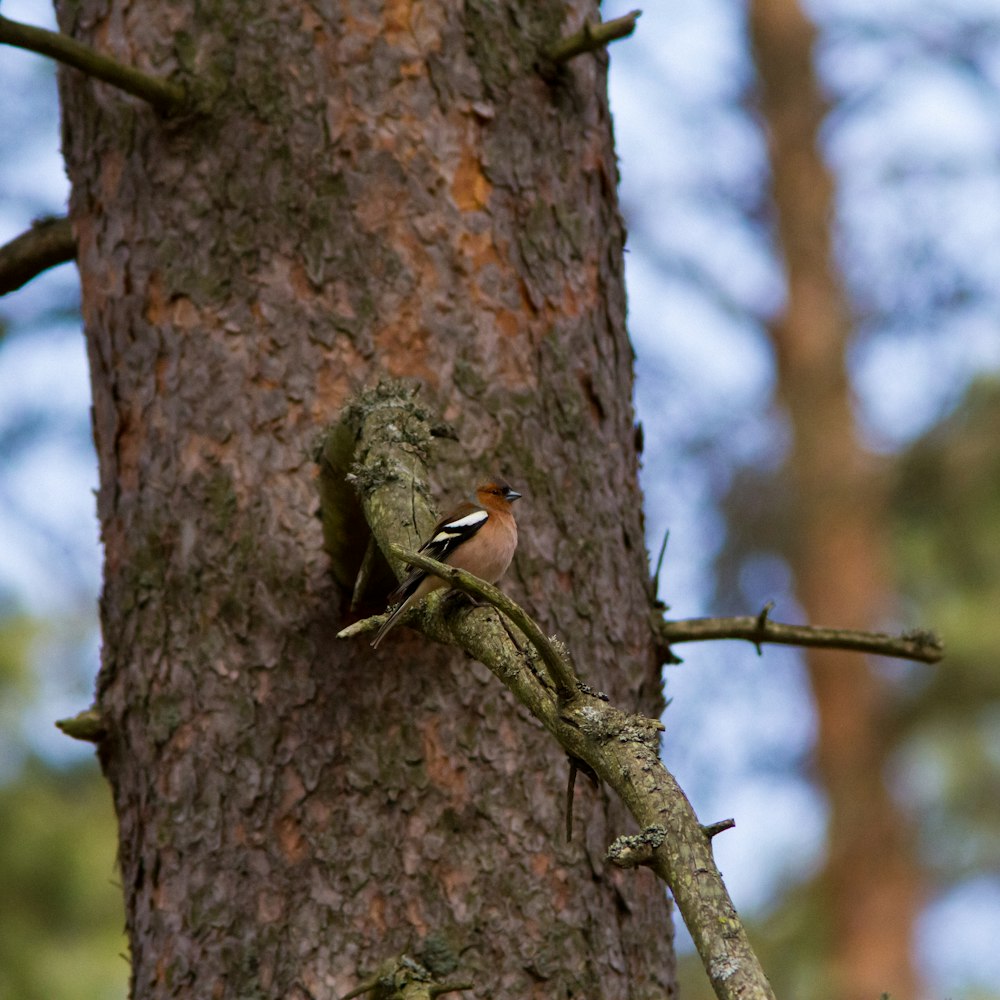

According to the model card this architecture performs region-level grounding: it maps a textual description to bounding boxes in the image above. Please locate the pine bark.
[748,2,923,998]
[54,1,675,998]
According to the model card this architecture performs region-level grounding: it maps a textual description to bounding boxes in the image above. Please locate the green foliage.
[0,611,126,1000]
[0,757,126,1000]
[676,884,830,1000]
[891,377,1000,878]
[0,612,37,771]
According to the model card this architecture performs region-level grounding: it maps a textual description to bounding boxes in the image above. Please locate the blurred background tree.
[1,0,998,998]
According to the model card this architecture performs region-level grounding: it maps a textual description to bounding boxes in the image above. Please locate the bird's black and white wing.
[388,503,489,604]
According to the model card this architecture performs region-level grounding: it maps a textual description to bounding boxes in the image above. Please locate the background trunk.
[54,1,674,997]
[748,2,923,997]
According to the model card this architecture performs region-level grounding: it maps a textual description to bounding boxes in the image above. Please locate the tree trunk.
[54,1,675,997]
[748,2,923,998]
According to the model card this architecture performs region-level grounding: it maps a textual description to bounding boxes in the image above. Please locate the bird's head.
[475,479,522,507]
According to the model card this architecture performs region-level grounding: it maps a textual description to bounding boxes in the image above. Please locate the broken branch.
[542,9,642,67]
[55,707,106,743]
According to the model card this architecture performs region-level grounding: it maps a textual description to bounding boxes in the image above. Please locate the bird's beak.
[505,488,523,502]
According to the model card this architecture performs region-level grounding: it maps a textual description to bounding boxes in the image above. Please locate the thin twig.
[428,983,473,998]
[339,975,380,1000]
[0,14,187,114]
[656,609,943,664]
[542,9,642,66]
[386,545,580,700]
[0,216,75,296]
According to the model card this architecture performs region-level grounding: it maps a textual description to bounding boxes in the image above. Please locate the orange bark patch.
[115,403,144,496]
[144,270,167,325]
[99,148,125,207]
[289,257,314,298]
[279,765,307,812]
[383,0,412,36]
[299,4,323,32]
[452,146,492,212]
[548,865,571,912]
[406,896,429,937]
[368,890,388,933]
[72,215,99,326]
[494,308,520,339]
[440,864,474,919]
[312,345,360,418]
[420,716,468,805]
[253,669,271,705]
[329,280,357,320]
[171,295,201,331]
[379,324,440,387]
[459,227,501,271]
[577,370,606,423]
[531,851,553,877]
[179,434,226,479]
[559,262,600,318]
[276,814,307,863]
[497,714,519,747]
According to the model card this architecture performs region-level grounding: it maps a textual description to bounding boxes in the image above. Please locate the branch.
[428,986,473,999]
[341,953,472,1000]
[0,217,75,296]
[606,824,667,869]
[542,9,641,67]
[387,545,579,700]
[656,603,944,664]
[55,707,106,743]
[343,594,772,997]
[328,385,776,1000]
[702,818,737,840]
[0,14,187,115]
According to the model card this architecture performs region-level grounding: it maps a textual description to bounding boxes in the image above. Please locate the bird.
[371,478,522,648]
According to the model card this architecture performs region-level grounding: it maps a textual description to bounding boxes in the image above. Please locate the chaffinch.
[371,479,522,648]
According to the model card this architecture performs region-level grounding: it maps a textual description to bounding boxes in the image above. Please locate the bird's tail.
[370,572,424,648]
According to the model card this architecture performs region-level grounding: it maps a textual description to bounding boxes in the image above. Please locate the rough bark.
[54,1,674,998]
[748,2,924,998]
